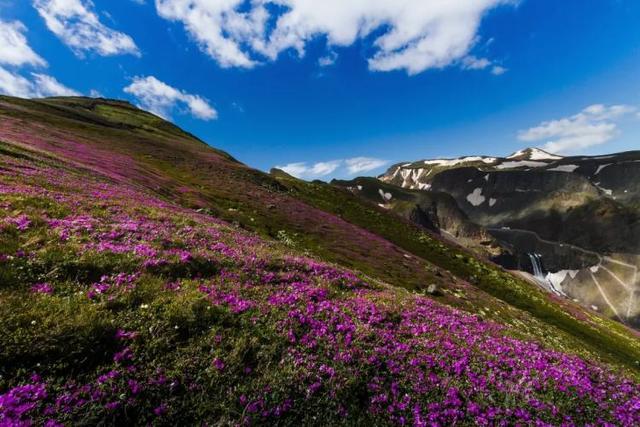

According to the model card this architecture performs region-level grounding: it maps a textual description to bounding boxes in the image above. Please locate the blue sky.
[1,0,639,180]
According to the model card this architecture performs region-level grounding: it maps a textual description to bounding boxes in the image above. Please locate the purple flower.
[8,214,31,231]
[154,403,168,417]
[31,283,53,295]
[127,380,142,396]
[113,347,133,364]
[114,329,138,341]
[212,358,225,371]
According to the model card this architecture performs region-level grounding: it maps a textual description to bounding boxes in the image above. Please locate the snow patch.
[528,148,563,161]
[466,188,486,206]
[546,270,578,289]
[357,185,363,191]
[507,148,562,161]
[594,164,611,175]
[590,265,600,273]
[548,164,579,173]
[423,156,497,167]
[378,189,393,201]
[489,198,497,207]
[496,161,548,170]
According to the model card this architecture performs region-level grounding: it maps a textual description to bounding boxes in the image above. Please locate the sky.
[0,0,639,180]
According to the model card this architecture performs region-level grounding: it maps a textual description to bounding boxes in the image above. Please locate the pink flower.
[31,283,53,295]
[212,358,225,371]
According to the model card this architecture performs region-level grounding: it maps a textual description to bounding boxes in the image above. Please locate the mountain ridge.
[379,146,640,327]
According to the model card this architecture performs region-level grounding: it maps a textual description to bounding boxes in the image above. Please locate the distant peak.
[507,147,563,161]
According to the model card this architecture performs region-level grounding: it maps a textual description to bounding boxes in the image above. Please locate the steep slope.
[330,176,508,260]
[0,96,440,292]
[380,148,640,326]
[2,96,640,424]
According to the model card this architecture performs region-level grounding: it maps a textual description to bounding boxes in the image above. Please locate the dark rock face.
[332,177,508,259]
[378,149,640,326]
[431,168,598,223]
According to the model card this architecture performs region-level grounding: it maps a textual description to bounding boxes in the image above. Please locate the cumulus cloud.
[0,20,47,67]
[276,157,388,179]
[0,67,79,98]
[518,104,637,154]
[0,18,80,98]
[124,76,217,121]
[33,0,140,57]
[154,0,511,74]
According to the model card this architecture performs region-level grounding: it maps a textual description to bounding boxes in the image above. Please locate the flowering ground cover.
[1,97,640,425]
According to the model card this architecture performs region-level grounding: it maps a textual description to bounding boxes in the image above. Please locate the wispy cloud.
[155,0,511,75]
[518,104,637,154]
[345,157,389,174]
[460,56,507,76]
[33,0,140,57]
[276,157,388,180]
[124,76,217,121]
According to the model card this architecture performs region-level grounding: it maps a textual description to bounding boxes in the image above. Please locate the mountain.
[1,96,640,425]
[330,176,510,261]
[380,148,640,327]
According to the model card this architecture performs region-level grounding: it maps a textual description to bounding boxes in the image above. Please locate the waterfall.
[528,253,545,280]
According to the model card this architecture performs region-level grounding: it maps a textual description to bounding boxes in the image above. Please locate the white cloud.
[276,160,342,179]
[33,0,140,57]
[0,67,80,98]
[310,160,342,176]
[345,157,389,174]
[0,18,80,99]
[0,67,33,98]
[518,104,637,154]
[31,73,80,96]
[123,75,217,121]
[318,50,338,67]
[276,157,387,179]
[461,55,491,70]
[491,65,507,75]
[0,20,47,67]
[460,56,507,75]
[154,0,511,74]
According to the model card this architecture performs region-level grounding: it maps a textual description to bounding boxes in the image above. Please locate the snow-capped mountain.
[379,147,640,327]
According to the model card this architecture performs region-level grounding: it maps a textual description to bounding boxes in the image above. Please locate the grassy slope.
[2,143,639,425]
[1,96,639,375]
